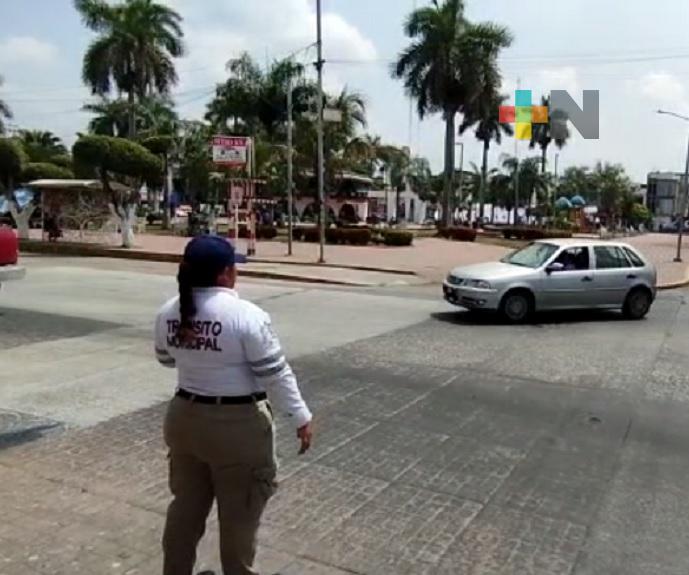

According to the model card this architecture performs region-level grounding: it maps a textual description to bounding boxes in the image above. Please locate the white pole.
[287,76,294,256]
[675,132,689,262]
[316,0,326,263]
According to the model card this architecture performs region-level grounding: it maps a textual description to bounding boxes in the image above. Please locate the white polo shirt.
[154,287,312,429]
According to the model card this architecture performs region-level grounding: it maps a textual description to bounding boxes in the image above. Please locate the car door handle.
[627,274,637,280]
[581,276,593,282]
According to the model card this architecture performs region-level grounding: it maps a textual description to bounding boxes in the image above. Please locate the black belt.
[176,389,267,405]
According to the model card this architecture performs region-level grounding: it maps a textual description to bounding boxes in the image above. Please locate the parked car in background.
[659,219,689,233]
[0,226,26,287]
[443,239,657,322]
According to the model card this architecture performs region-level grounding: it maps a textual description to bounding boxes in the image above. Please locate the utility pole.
[455,141,464,223]
[657,109,689,262]
[676,133,689,262]
[286,76,294,256]
[514,77,521,225]
[316,0,326,263]
[553,152,559,219]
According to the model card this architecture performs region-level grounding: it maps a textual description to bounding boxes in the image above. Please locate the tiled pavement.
[3,335,689,575]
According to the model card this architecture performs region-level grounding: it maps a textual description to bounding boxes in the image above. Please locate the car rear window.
[594,246,631,269]
[623,247,645,268]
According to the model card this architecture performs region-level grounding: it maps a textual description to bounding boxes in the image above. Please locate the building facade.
[646,172,682,228]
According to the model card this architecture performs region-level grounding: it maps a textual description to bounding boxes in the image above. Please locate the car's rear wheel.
[623,287,652,320]
[500,290,534,323]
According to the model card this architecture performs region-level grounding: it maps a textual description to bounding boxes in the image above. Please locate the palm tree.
[501,155,550,222]
[18,130,68,162]
[393,0,511,226]
[461,92,513,221]
[529,95,569,173]
[206,53,311,140]
[75,0,184,139]
[0,75,11,135]
[84,95,177,138]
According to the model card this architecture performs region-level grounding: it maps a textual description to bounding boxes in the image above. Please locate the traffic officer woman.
[154,235,313,575]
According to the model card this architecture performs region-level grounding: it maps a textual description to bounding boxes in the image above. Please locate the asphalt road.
[0,255,688,574]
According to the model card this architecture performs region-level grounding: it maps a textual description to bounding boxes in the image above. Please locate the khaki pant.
[162,396,277,575]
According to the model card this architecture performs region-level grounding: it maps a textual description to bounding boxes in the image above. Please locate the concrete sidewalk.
[126,232,689,288]
[22,231,689,288]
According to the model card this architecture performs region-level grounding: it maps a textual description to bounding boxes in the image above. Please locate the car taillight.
[0,227,19,266]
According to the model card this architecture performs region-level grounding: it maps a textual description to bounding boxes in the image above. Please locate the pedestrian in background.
[154,235,313,575]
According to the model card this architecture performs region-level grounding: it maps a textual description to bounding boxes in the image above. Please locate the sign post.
[212,135,255,258]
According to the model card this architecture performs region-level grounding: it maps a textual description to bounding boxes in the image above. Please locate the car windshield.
[502,242,558,268]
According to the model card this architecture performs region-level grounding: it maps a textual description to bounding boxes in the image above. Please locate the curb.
[248,257,416,276]
[17,240,383,287]
[657,273,689,291]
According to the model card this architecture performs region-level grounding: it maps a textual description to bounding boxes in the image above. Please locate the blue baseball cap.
[183,235,247,270]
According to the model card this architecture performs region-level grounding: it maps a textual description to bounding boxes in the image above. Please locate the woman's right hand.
[297,421,313,455]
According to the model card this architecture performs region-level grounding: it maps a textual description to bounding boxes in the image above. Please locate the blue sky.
[2,0,689,182]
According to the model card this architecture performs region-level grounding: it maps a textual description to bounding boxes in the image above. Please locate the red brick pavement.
[25,229,689,287]
[131,233,689,287]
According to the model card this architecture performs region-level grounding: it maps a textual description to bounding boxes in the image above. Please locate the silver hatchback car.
[443,239,657,322]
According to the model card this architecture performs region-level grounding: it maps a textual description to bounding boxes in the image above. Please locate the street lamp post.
[657,109,689,262]
[316,0,326,263]
[455,141,464,223]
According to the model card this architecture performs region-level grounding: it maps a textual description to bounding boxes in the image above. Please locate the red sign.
[212,136,250,166]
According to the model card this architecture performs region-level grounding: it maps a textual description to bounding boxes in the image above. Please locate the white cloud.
[164,0,377,118]
[538,66,579,96]
[0,36,58,66]
[639,71,687,109]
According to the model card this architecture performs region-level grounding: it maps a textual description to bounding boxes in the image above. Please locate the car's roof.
[534,237,635,249]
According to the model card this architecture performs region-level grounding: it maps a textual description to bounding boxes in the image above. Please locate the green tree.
[0,76,11,135]
[589,162,634,226]
[500,155,550,223]
[393,0,511,225]
[461,92,513,220]
[0,138,35,238]
[206,53,312,140]
[75,0,184,139]
[529,95,569,174]
[558,166,593,202]
[72,134,161,246]
[18,130,68,163]
[175,121,214,207]
[84,95,178,139]
[407,156,433,200]
[21,162,74,182]
[0,138,27,193]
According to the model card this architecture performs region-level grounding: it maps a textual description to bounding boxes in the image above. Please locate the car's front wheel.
[623,287,652,320]
[500,290,534,324]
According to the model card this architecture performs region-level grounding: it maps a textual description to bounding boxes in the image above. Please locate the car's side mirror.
[546,262,565,274]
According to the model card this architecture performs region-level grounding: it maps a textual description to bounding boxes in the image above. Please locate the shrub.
[501,226,573,240]
[325,227,371,245]
[256,224,277,240]
[303,227,321,242]
[228,224,277,240]
[382,229,414,246]
[439,226,477,242]
[21,162,74,182]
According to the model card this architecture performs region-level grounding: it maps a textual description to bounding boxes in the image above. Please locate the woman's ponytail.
[177,261,196,342]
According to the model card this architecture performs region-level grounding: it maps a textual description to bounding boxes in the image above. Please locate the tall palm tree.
[461,92,513,221]
[206,53,311,140]
[84,95,177,138]
[18,130,68,162]
[529,95,569,173]
[393,0,511,225]
[501,155,550,222]
[0,75,12,135]
[75,0,184,139]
